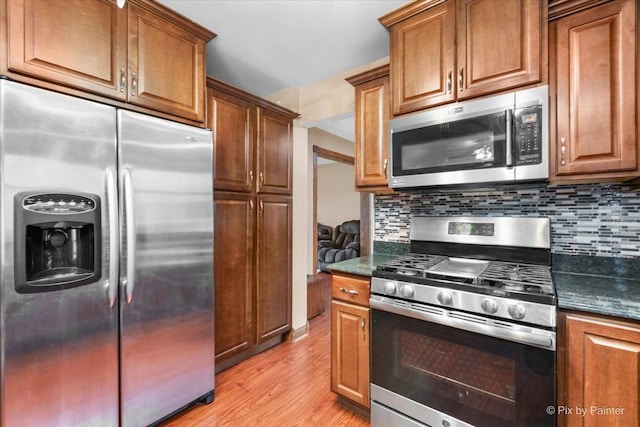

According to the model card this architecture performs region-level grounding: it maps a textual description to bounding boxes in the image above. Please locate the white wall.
[317,162,360,227]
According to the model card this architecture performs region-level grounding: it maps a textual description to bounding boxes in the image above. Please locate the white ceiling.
[158,1,407,137]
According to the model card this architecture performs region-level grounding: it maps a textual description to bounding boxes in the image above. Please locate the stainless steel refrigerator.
[0,79,214,426]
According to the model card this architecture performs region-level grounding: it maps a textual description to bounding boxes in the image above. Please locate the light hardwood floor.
[159,274,370,426]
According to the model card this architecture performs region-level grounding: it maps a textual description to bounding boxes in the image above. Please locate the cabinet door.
[127,3,206,123]
[255,194,292,343]
[389,0,455,115]
[331,300,370,408]
[208,88,256,192]
[6,0,127,100]
[564,313,640,426]
[213,192,254,363]
[257,109,293,194]
[354,71,390,189]
[551,0,637,178]
[456,0,543,99]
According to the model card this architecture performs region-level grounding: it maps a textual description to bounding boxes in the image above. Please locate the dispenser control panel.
[22,194,96,214]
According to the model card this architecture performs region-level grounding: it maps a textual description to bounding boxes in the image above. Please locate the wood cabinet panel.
[257,109,293,194]
[348,66,390,190]
[255,194,292,344]
[381,0,545,115]
[456,0,542,99]
[208,87,256,192]
[207,78,297,370]
[389,0,455,114]
[551,0,638,180]
[331,300,370,408]
[563,313,640,426]
[127,3,206,122]
[331,273,370,307]
[213,192,254,363]
[3,0,214,125]
[6,0,127,99]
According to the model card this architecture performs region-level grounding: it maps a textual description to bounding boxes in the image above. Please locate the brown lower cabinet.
[559,311,640,426]
[213,191,292,372]
[331,272,370,409]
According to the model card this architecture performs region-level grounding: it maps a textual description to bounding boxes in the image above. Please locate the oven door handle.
[370,296,555,350]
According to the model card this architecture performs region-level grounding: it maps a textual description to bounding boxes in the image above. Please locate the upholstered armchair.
[317,220,360,272]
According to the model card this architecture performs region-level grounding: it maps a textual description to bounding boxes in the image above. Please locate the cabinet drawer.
[331,273,370,306]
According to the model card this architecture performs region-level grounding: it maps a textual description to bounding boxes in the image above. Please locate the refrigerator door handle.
[106,168,119,308]
[123,168,136,304]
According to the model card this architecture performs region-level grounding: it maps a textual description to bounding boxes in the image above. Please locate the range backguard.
[14,192,101,293]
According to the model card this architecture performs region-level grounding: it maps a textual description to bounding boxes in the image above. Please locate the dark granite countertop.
[552,254,640,322]
[327,254,397,277]
[327,245,640,322]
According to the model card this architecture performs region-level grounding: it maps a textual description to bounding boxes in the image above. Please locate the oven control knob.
[384,281,397,294]
[481,299,499,314]
[437,292,453,305]
[508,304,527,320]
[399,284,414,298]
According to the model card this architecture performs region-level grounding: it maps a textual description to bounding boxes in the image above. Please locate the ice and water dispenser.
[14,192,101,293]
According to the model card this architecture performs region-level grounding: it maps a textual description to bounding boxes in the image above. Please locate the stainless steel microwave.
[388,86,549,190]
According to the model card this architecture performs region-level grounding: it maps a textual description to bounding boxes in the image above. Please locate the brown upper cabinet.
[208,78,297,195]
[346,65,390,191]
[2,0,215,125]
[380,0,546,116]
[549,0,639,182]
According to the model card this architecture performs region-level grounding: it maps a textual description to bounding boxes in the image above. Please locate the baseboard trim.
[287,322,309,343]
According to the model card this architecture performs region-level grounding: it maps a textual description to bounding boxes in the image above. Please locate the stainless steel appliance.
[0,80,214,426]
[388,86,548,190]
[370,217,556,427]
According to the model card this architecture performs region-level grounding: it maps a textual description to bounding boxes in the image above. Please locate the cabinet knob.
[560,137,566,165]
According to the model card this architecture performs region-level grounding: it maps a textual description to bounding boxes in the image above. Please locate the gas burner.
[478,261,554,294]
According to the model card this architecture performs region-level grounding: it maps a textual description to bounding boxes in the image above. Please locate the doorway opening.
[312,145,370,273]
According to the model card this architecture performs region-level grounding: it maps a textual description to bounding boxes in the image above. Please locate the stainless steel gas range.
[370,216,556,427]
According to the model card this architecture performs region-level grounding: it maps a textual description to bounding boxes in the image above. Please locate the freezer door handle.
[123,168,136,304]
[106,168,119,308]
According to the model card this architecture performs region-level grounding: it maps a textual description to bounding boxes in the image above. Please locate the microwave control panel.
[513,105,542,165]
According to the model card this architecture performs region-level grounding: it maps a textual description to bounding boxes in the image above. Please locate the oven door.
[370,299,555,427]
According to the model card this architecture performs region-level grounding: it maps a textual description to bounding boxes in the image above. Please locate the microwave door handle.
[506,109,513,167]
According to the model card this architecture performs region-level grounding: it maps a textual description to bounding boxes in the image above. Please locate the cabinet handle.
[259,172,264,187]
[131,73,137,97]
[120,69,126,93]
[458,68,464,92]
[339,287,359,296]
[361,318,366,340]
[560,137,566,165]
[259,200,264,215]
[249,199,254,216]
[383,158,388,176]
[249,170,254,188]
[447,70,452,94]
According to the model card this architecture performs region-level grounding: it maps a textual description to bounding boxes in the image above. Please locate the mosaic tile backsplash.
[374,183,640,258]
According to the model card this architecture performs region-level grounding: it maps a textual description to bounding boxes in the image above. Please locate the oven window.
[392,111,507,176]
[372,308,555,427]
